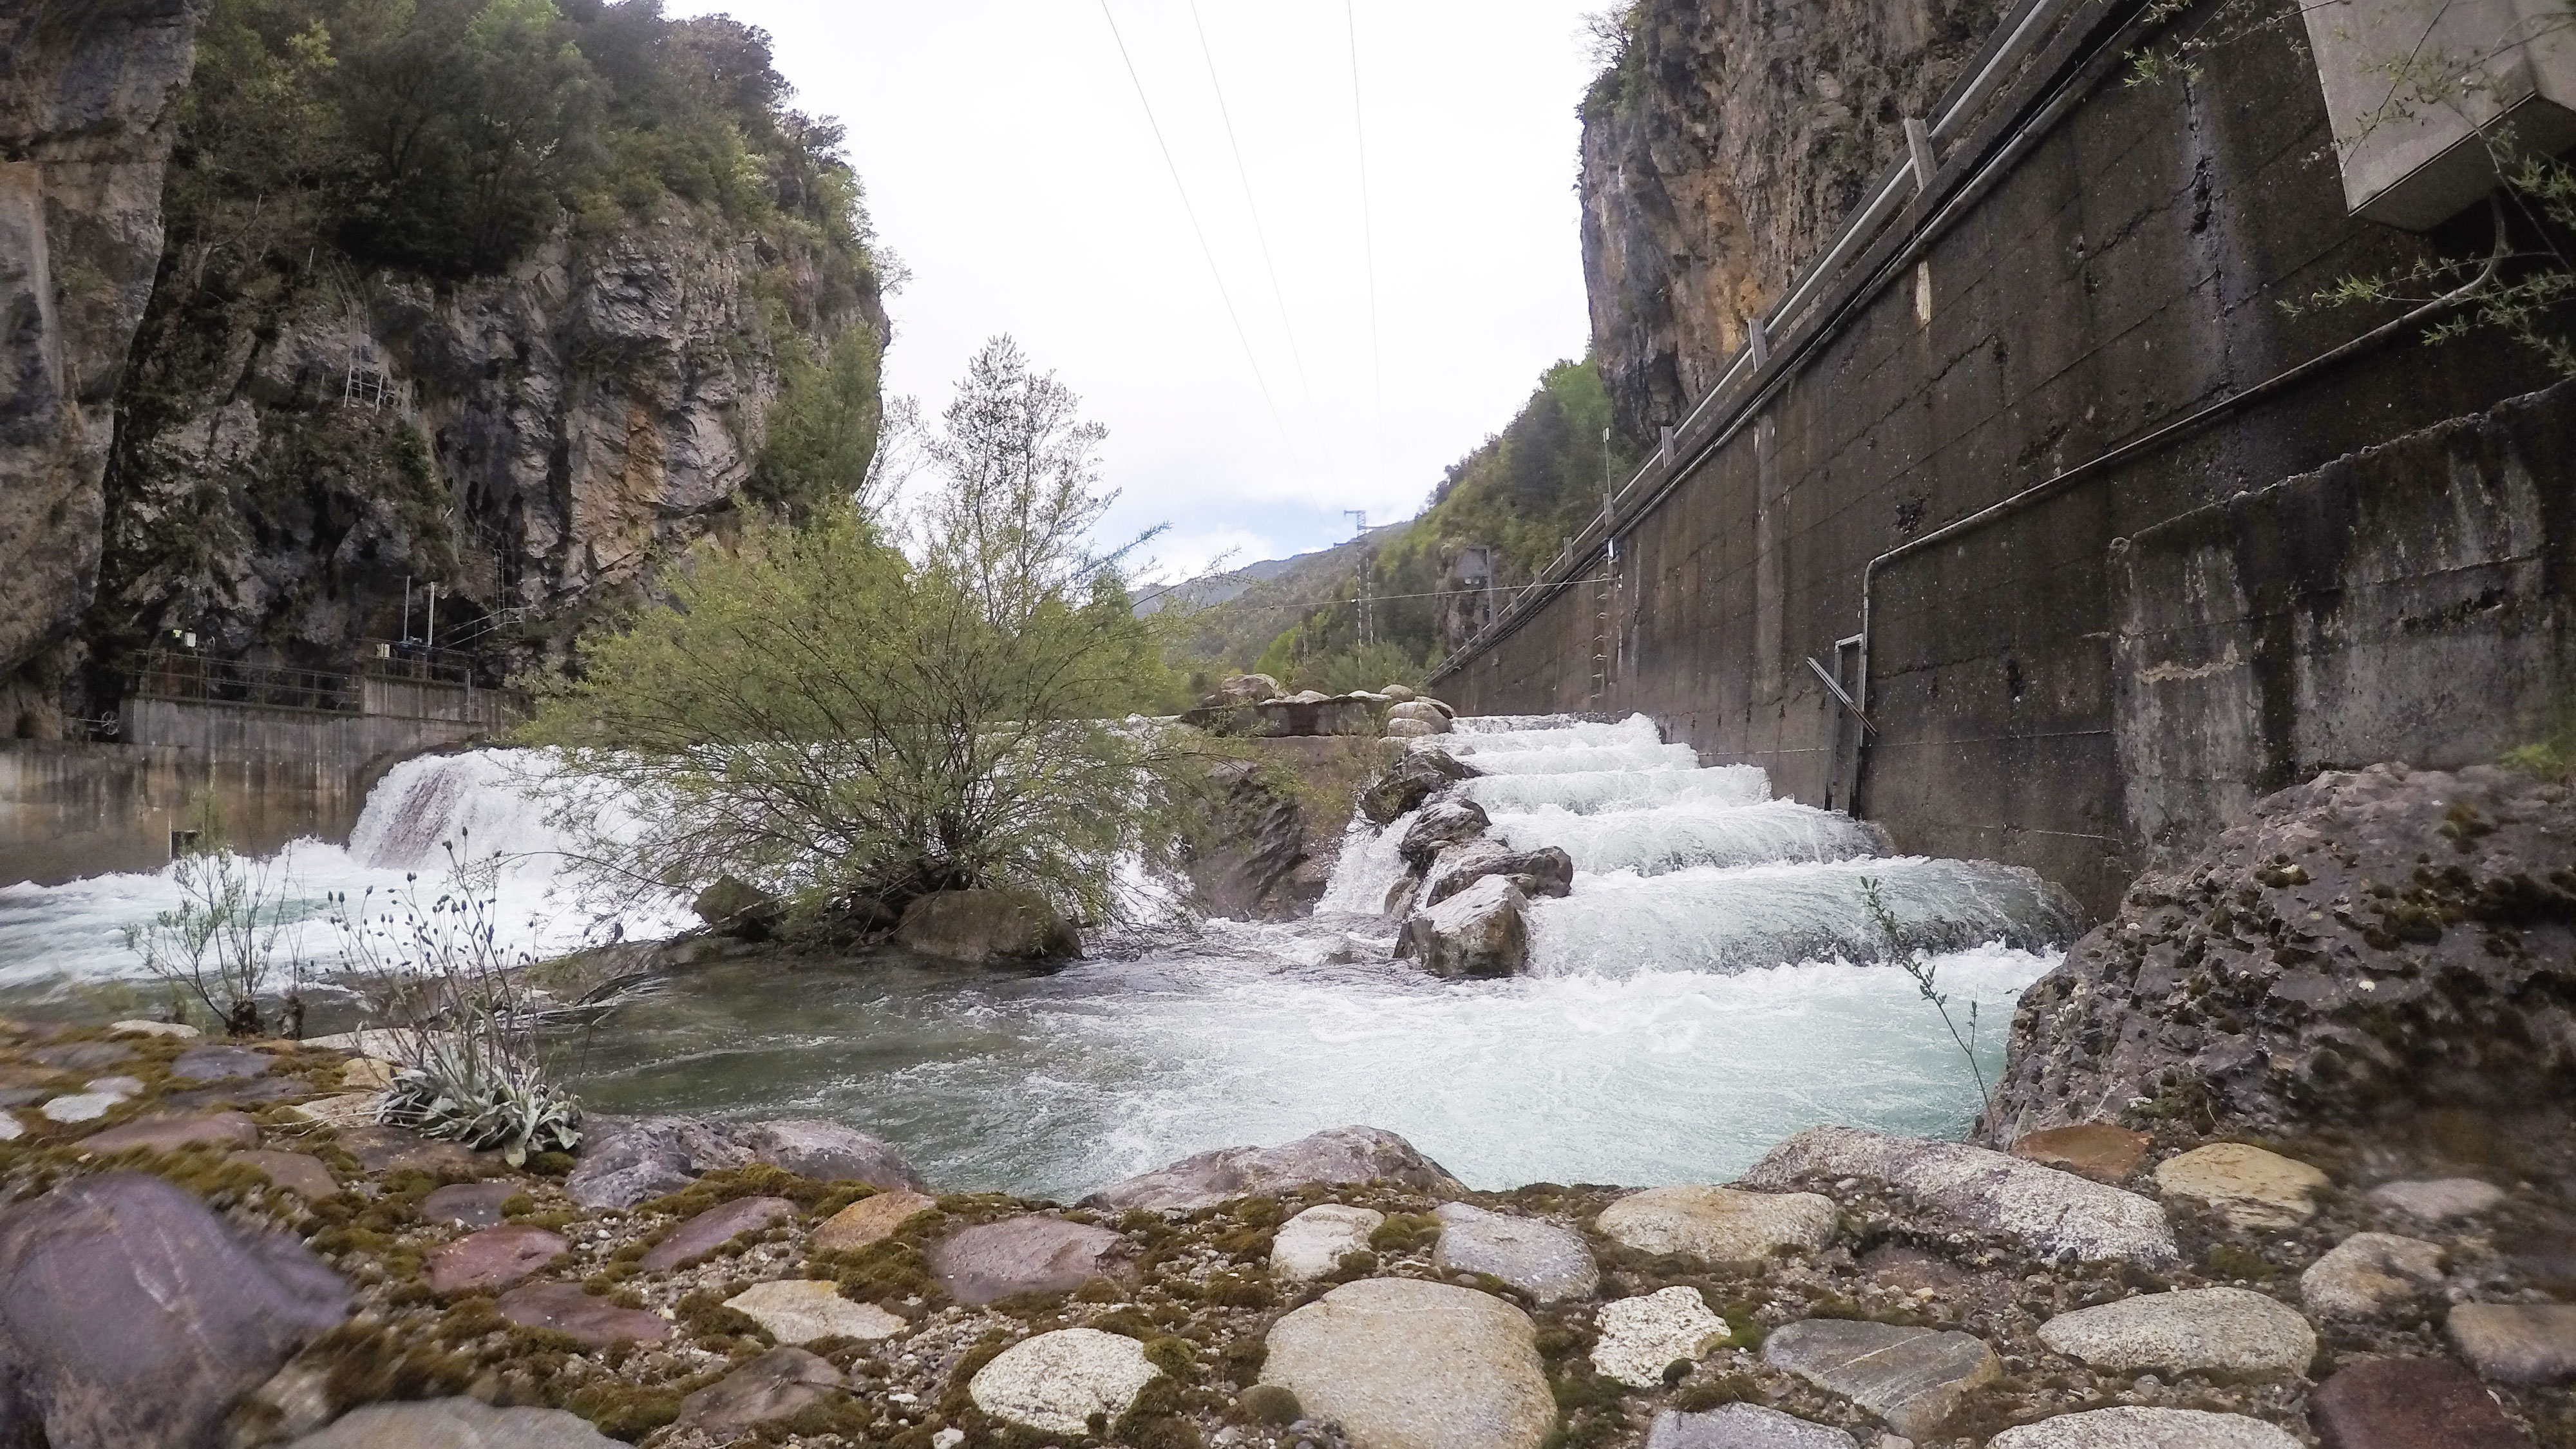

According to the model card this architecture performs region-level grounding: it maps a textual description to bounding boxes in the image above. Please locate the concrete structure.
[1430,0,2575,915]
[1,680,516,885]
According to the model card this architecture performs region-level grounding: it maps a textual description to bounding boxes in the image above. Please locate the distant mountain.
[1132,524,1408,618]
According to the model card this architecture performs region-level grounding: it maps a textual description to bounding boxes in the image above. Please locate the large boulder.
[1396,875,1532,978]
[1984,763,2576,1142]
[731,1118,925,1190]
[1260,1278,1556,1449]
[692,875,784,939]
[1359,747,1480,826]
[0,1173,352,1449]
[1423,840,1574,905]
[1084,1125,1467,1211]
[1397,799,1492,869]
[567,1114,922,1210]
[1738,1126,2177,1266]
[1386,700,1453,734]
[896,888,1081,965]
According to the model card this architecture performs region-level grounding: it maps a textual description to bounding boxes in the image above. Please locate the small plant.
[123,807,307,1037]
[1860,875,1992,1121]
[331,832,580,1166]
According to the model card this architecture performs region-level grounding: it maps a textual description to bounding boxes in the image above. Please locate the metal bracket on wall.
[1806,655,1879,734]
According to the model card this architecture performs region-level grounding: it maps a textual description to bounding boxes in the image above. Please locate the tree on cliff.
[523,337,1191,929]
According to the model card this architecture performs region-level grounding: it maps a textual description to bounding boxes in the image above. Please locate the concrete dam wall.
[1430,0,2576,916]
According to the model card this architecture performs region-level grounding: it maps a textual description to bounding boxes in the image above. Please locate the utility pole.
[1345,511,1370,648]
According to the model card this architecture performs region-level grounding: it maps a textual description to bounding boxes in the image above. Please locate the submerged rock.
[1396,875,1532,978]
[1261,1277,1555,1449]
[969,1327,1160,1436]
[0,1173,351,1449]
[1739,1126,2178,1266]
[895,887,1081,964]
[1084,1125,1466,1211]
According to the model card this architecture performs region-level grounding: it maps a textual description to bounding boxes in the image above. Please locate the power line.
[1189,2,1319,423]
[1095,0,1297,456]
[1345,1,1388,461]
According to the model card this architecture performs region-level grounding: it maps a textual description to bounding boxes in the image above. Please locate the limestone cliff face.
[1580,0,2008,435]
[0,0,207,714]
[93,207,883,688]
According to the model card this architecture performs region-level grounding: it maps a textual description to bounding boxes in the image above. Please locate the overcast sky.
[668,0,1608,582]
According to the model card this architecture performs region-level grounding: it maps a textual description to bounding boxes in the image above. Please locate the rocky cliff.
[1579,0,2008,435]
[0,0,208,733]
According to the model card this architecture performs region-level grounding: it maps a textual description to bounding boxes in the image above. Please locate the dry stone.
[111,1021,199,1039]
[2035,1288,2316,1377]
[1985,1407,2303,1448]
[677,1346,843,1435]
[812,1188,938,1253]
[968,1327,1160,1437]
[732,1119,925,1189]
[2009,1124,2150,1184]
[234,1150,337,1202]
[80,1111,260,1154]
[1761,1319,1999,1439]
[39,1092,118,1123]
[1262,1278,1555,1449]
[1272,1203,1384,1280]
[169,1045,272,1081]
[1592,1286,1730,1387]
[2310,1356,2537,1448]
[639,1195,794,1271]
[2154,1144,2329,1229]
[1086,1125,1465,1210]
[419,1181,518,1229]
[2371,1177,2506,1223]
[1596,1185,1837,1264]
[2302,1232,2445,1319]
[1433,1202,1598,1302]
[723,1280,905,1345]
[497,1282,671,1349]
[424,1225,566,1294]
[1645,1404,1859,1449]
[1740,1126,2176,1266]
[285,1397,622,1448]
[0,1173,350,1449]
[2448,1303,2576,1384]
[932,1216,1133,1306]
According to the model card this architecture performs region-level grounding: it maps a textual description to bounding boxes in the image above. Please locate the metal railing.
[1426,0,2099,684]
[129,652,366,714]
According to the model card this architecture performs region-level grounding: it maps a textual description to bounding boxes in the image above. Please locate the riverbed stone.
[2010,1124,2152,1184]
[1596,1185,1839,1265]
[1085,1125,1466,1210]
[424,1224,567,1294]
[1434,1202,1598,1302]
[285,1093,383,1130]
[234,1150,338,1202]
[677,1345,843,1435]
[0,1173,351,1449]
[2153,1143,2330,1229]
[640,1195,795,1271]
[1645,1404,1859,1449]
[336,1124,491,1176]
[969,1327,1161,1436]
[1740,1126,2177,1265]
[111,1020,200,1040]
[565,1114,752,1209]
[2035,1287,2316,1376]
[2302,1232,2446,1318]
[1593,1286,1731,1387]
[39,1091,120,1122]
[1397,799,1491,869]
[33,1040,134,1070]
[2448,1303,2576,1383]
[813,1188,939,1253]
[1397,874,1531,977]
[2311,1355,2535,1448]
[165,1075,307,1111]
[170,1044,272,1081]
[2371,1177,2507,1223]
[0,1113,20,1142]
[87,1075,144,1097]
[1761,1319,2000,1439]
[419,1180,518,1228]
[722,1280,907,1345]
[1261,1276,1555,1449]
[896,887,1081,963]
[1273,1203,1385,1280]
[285,1397,623,1448]
[496,1281,672,1349]
[1985,1407,2304,1448]
[80,1111,260,1155]
[1360,747,1478,825]
[932,1216,1135,1306]
[734,1117,925,1189]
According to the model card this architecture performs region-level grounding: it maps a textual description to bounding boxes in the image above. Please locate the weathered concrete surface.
[1437,0,2572,916]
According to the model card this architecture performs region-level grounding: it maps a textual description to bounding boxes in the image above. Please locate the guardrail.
[126,646,502,717]
[1426,0,2107,685]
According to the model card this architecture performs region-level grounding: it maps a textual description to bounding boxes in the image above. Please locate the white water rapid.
[0,712,2078,1198]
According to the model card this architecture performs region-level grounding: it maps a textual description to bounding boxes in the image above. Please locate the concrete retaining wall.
[1430,0,2573,916]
